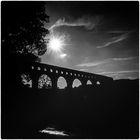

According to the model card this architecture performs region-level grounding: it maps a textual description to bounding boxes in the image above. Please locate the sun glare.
[49,38,62,52]
[48,34,66,53]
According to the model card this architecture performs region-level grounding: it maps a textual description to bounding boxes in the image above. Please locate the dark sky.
[41,1,139,80]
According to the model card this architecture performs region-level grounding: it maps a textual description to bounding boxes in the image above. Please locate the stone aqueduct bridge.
[18,62,113,89]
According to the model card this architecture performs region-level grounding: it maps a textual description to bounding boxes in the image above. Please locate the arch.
[57,76,67,89]
[66,72,68,75]
[38,74,52,89]
[96,81,101,85]
[38,67,41,70]
[31,66,34,69]
[56,70,58,73]
[72,78,82,88]
[21,73,32,88]
[87,80,92,85]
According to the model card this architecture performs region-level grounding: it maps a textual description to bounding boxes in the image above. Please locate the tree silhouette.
[2,2,49,62]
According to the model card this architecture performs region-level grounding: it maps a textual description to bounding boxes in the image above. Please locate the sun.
[49,38,62,52]
[48,34,66,53]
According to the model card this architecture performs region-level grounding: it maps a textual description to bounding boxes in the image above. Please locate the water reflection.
[39,127,69,136]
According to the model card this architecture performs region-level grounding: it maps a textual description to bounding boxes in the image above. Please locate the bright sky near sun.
[41,1,139,80]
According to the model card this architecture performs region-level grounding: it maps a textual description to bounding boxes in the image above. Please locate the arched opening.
[96,81,101,85]
[21,73,32,88]
[72,78,82,88]
[57,76,67,89]
[87,80,92,85]
[38,74,52,89]
[50,69,53,72]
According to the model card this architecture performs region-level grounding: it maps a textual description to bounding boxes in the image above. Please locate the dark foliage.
[2,2,49,62]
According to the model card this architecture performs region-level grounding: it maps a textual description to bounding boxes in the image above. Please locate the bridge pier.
[30,73,40,89]
[66,77,74,90]
[51,77,58,90]
[91,79,97,86]
[81,80,87,88]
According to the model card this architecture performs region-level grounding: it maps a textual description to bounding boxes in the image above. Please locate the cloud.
[96,70,139,80]
[76,56,137,67]
[76,59,109,67]
[79,68,88,71]
[49,16,101,31]
[96,32,129,49]
[112,56,138,61]
[107,30,129,34]
[96,70,139,75]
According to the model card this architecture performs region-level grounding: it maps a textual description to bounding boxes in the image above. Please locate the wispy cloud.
[112,56,138,61]
[96,70,139,80]
[79,68,89,71]
[96,70,139,75]
[107,30,129,34]
[76,56,138,67]
[49,16,102,31]
[96,32,129,49]
[76,59,109,67]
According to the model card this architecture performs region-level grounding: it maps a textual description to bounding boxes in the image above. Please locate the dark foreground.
[2,79,139,139]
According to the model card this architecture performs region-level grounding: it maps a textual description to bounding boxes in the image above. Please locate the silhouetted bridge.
[18,62,113,89]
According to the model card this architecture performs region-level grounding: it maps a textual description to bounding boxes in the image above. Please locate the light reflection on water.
[39,127,69,136]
